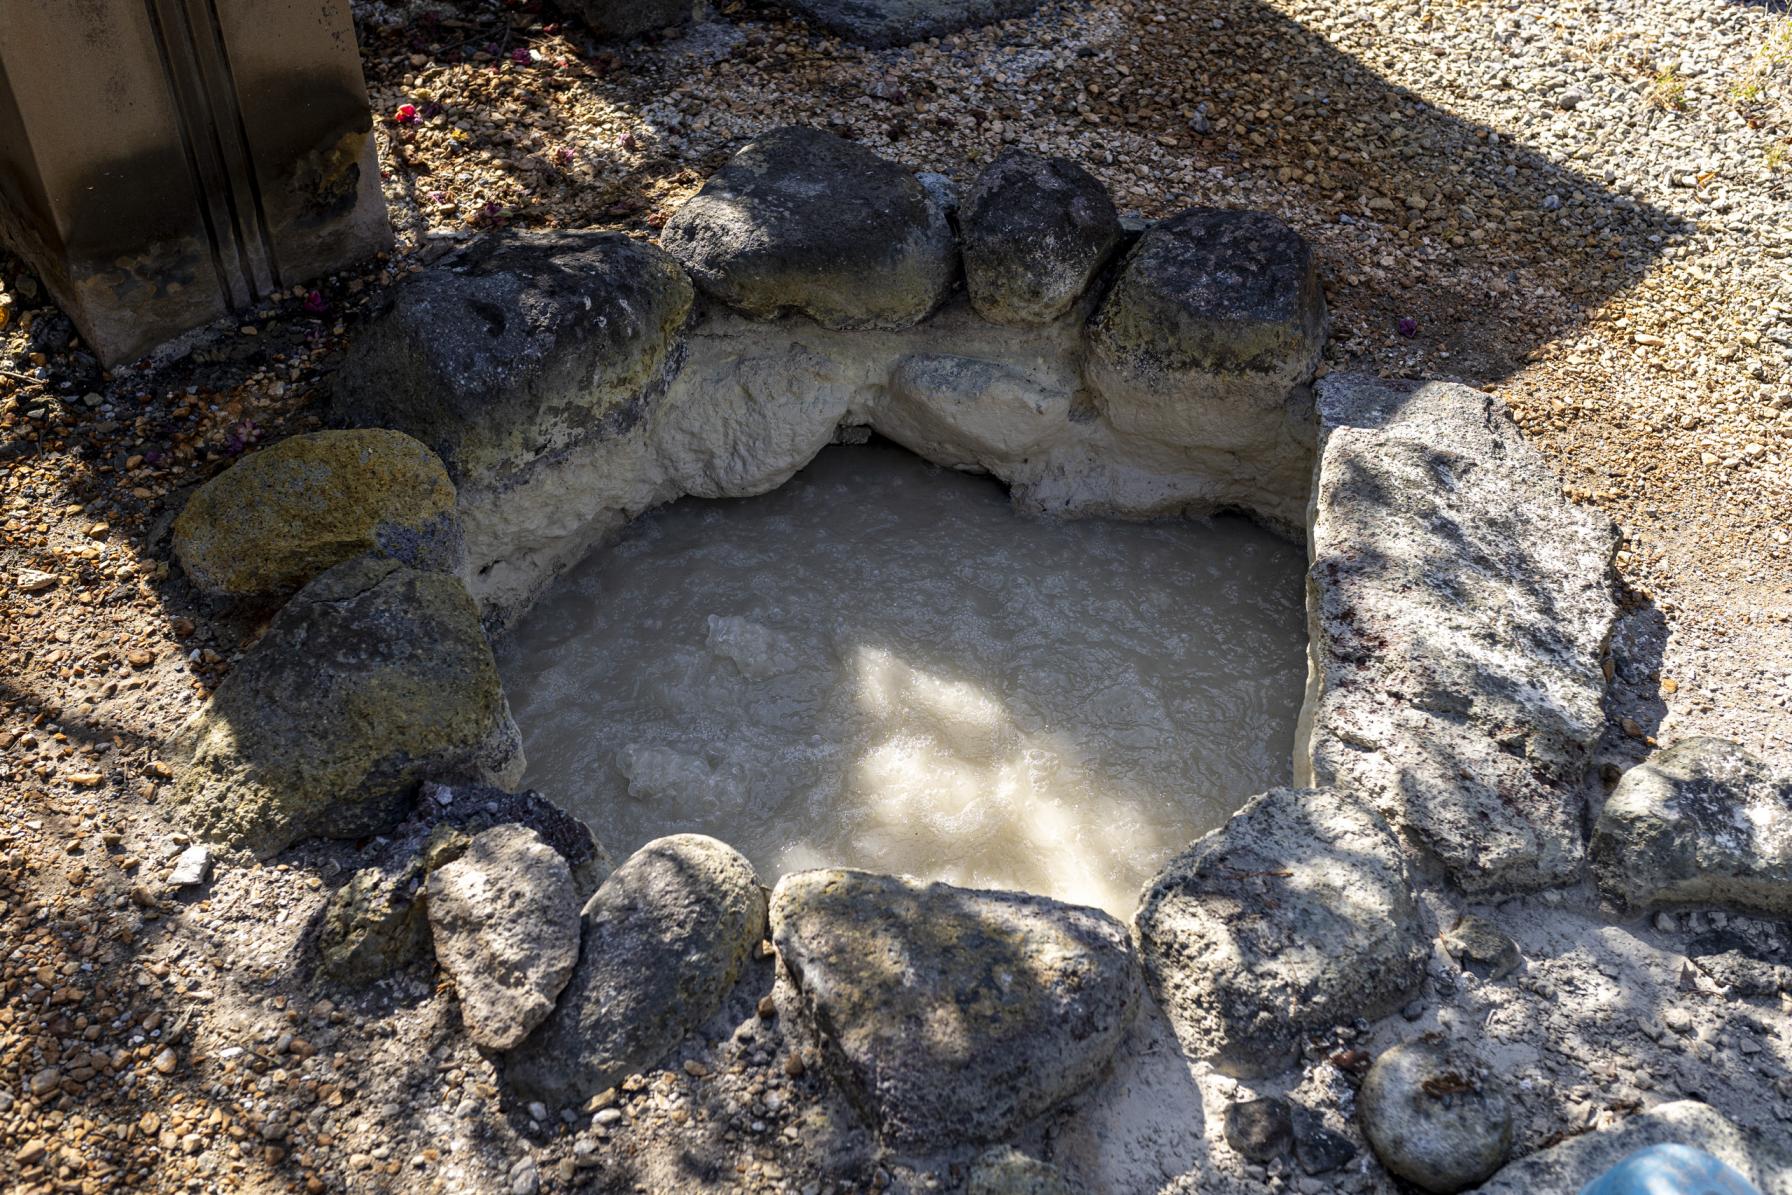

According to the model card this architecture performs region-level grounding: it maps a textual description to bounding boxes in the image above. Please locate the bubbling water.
[498,441,1308,915]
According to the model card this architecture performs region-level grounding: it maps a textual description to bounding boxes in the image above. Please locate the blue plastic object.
[1576,1143,1761,1195]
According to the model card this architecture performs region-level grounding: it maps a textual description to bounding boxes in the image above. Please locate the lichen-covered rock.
[1358,1037,1512,1193]
[774,0,1046,47]
[770,869,1140,1148]
[173,429,460,598]
[966,1147,1077,1195]
[170,558,520,857]
[1133,787,1427,1078]
[332,230,692,489]
[574,0,689,39]
[661,127,955,330]
[315,861,432,986]
[1591,738,1792,915]
[1299,375,1619,893]
[428,825,581,1051]
[1471,1102,1773,1195]
[505,835,765,1108]
[960,150,1121,326]
[1086,208,1324,453]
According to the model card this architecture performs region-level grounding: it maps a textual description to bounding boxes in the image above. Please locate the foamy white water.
[498,442,1307,915]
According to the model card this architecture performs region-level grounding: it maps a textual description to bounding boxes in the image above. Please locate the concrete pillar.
[0,0,391,367]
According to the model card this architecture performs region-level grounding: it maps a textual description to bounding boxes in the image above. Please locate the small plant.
[1647,67,1689,112]
[1768,142,1788,172]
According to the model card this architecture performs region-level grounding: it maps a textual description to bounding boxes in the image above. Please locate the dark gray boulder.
[775,0,1047,48]
[332,230,693,491]
[1224,1097,1293,1161]
[1132,787,1428,1078]
[660,127,956,330]
[574,0,691,39]
[505,835,766,1109]
[1302,375,1620,894]
[770,869,1140,1149]
[170,557,521,858]
[1592,737,1792,915]
[960,150,1121,326]
[1086,207,1324,453]
[1358,1037,1513,1193]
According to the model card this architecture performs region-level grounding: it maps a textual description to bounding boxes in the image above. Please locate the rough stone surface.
[1132,787,1427,1078]
[1471,1102,1776,1195]
[332,230,692,490]
[170,558,520,857]
[1439,914,1522,981]
[574,0,689,40]
[1086,207,1324,454]
[661,127,955,330]
[414,781,614,897]
[773,0,1046,49]
[960,149,1121,326]
[1224,1097,1293,1162]
[315,861,432,986]
[427,825,581,1051]
[1299,374,1620,893]
[878,352,1072,466]
[770,869,1140,1148]
[965,1147,1077,1195]
[505,835,765,1108]
[1358,1037,1513,1193]
[1592,737,1792,916]
[172,429,460,598]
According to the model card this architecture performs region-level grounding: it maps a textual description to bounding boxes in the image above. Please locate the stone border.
[158,128,1754,1174]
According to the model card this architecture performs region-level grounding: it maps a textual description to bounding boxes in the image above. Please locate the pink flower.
[302,290,327,315]
[511,47,532,65]
[393,104,419,125]
[619,131,637,151]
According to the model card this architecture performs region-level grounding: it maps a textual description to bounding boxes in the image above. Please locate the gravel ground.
[1,0,1790,1191]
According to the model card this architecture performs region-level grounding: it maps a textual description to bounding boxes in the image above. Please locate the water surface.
[499,441,1307,914]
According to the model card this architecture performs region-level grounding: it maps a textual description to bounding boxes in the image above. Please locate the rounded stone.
[770,869,1140,1148]
[1224,1097,1293,1161]
[173,428,460,598]
[504,835,766,1109]
[1132,787,1428,1078]
[661,126,956,330]
[1359,1037,1514,1193]
[1086,207,1325,451]
[960,149,1121,326]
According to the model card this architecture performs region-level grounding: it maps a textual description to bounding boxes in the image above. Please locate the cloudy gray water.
[498,441,1308,914]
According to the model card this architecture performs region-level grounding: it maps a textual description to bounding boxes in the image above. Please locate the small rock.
[16,569,57,593]
[152,1048,178,1075]
[1225,1097,1294,1161]
[1439,915,1522,980]
[1359,1037,1513,1192]
[965,1145,1077,1195]
[168,844,211,888]
[1292,1107,1358,1177]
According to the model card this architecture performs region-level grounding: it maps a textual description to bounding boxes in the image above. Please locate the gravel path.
[0,0,1788,1192]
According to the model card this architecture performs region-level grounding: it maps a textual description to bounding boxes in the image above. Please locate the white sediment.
[499,442,1306,914]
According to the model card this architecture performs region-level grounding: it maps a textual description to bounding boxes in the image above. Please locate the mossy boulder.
[173,429,460,598]
[505,835,766,1109]
[661,126,956,330]
[170,557,522,857]
[770,869,1140,1148]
